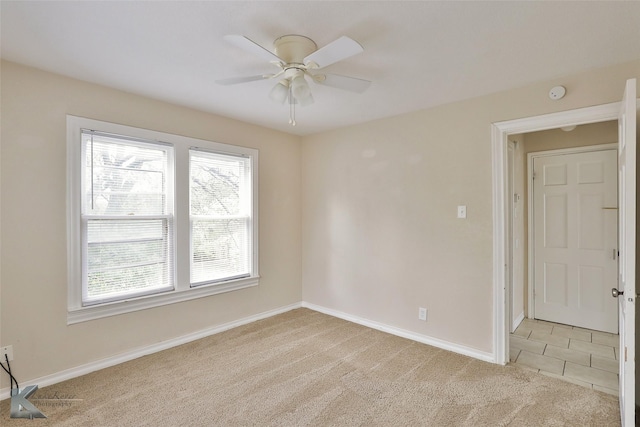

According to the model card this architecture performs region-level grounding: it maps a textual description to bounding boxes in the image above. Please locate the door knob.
[612,288,624,298]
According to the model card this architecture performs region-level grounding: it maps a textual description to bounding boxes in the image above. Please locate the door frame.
[491,101,621,366]
[527,143,618,326]
[506,140,515,332]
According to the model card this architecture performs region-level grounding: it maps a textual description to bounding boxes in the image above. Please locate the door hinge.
[625,346,628,362]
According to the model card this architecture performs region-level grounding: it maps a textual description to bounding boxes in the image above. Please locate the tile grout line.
[511,320,619,395]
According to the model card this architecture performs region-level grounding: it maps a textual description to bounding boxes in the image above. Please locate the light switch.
[457,205,467,219]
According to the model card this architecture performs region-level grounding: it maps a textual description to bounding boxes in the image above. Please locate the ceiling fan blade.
[304,36,364,69]
[224,35,283,63]
[215,75,271,85]
[313,73,371,93]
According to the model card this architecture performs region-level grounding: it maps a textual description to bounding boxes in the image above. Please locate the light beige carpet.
[1,308,619,426]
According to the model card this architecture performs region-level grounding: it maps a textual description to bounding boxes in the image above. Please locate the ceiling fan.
[216,34,371,125]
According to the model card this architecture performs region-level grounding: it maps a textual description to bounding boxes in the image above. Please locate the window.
[67,116,259,323]
[190,149,253,286]
[82,131,174,305]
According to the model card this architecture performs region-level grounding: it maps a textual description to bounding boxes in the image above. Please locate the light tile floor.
[510,318,619,396]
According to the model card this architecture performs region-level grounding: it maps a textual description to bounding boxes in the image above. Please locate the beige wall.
[523,121,618,153]
[0,60,302,389]
[301,60,640,353]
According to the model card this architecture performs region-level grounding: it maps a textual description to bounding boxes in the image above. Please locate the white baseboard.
[0,302,302,401]
[512,312,525,332]
[1,300,497,401]
[302,302,495,363]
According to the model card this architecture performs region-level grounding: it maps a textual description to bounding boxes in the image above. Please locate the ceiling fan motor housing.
[273,35,317,65]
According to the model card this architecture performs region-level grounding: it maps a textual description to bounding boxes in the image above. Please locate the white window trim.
[67,116,259,324]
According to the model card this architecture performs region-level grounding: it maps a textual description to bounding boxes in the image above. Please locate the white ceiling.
[2,1,639,136]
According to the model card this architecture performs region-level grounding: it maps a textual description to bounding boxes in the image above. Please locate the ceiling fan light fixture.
[298,92,314,107]
[291,74,312,104]
[269,80,290,104]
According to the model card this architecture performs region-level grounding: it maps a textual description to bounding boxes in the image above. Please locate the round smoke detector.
[549,86,566,100]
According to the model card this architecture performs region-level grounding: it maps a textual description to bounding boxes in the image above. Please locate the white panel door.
[533,149,618,333]
[616,78,635,427]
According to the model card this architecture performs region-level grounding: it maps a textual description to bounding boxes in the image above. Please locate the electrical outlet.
[418,307,427,321]
[1,345,14,362]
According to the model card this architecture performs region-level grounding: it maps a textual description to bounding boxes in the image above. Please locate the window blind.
[81,130,174,304]
[189,148,252,286]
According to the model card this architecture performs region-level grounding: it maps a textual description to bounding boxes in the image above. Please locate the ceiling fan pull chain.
[289,86,296,126]
[289,87,292,124]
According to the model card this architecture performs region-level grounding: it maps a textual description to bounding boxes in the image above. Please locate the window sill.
[67,276,260,325]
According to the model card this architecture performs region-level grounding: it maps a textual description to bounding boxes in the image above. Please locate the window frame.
[67,116,259,324]
[81,131,176,306]
[189,148,254,287]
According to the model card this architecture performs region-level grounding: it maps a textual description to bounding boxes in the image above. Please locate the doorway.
[490,101,623,364]
[507,132,620,396]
